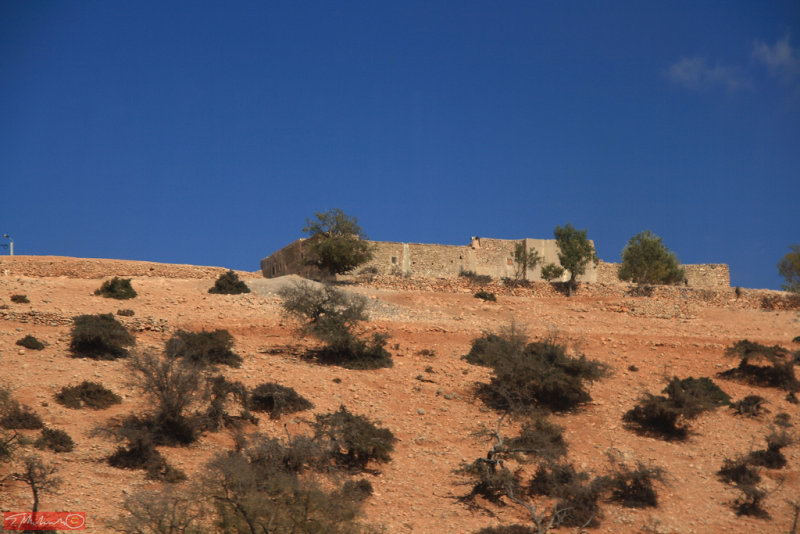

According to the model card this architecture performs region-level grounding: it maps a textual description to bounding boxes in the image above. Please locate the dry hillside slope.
[1,256,798,533]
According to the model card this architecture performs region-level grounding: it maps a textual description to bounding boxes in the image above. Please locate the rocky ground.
[0,256,798,533]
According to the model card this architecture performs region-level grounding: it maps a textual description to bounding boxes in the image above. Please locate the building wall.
[262,237,598,282]
[596,260,730,289]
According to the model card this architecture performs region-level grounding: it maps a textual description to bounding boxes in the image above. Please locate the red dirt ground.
[1,256,798,533]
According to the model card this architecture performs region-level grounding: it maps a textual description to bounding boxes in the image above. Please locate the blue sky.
[1,1,798,289]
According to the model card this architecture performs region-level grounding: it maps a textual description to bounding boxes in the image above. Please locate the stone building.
[261,236,596,282]
[261,236,731,289]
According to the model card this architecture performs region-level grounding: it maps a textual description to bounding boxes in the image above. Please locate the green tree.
[778,245,800,293]
[540,263,565,282]
[553,224,598,296]
[303,208,374,277]
[512,242,541,284]
[617,231,684,286]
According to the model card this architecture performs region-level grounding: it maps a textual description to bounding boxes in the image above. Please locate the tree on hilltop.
[618,231,684,286]
[303,208,375,277]
[778,245,800,293]
[554,224,598,296]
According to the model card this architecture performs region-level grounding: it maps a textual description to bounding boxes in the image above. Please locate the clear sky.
[1,1,798,289]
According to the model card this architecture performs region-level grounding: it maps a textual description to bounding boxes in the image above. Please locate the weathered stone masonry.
[263,237,597,283]
[261,237,730,289]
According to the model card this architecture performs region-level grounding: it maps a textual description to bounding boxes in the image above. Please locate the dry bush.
[720,339,799,392]
[457,458,521,504]
[16,335,45,350]
[0,399,44,430]
[204,375,256,431]
[464,328,607,413]
[69,313,135,360]
[201,431,381,533]
[112,486,206,534]
[250,382,314,419]
[108,433,186,483]
[94,277,137,299]
[34,427,75,453]
[730,395,768,417]
[165,329,242,368]
[56,381,122,410]
[125,351,205,445]
[313,406,396,469]
[208,269,250,295]
[475,290,497,302]
[623,376,729,440]
[279,282,392,369]
[596,462,664,508]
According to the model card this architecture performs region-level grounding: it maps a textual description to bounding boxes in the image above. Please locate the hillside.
[1,256,798,533]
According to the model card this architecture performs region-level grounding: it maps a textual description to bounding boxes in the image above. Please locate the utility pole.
[2,234,13,256]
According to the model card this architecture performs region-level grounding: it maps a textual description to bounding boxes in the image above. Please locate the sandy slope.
[0,256,798,533]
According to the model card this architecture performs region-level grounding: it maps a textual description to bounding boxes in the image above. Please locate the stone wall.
[596,260,730,289]
[261,237,598,282]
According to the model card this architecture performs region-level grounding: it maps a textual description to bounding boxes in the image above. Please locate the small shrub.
[204,375,255,431]
[556,483,602,527]
[718,456,761,486]
[279,282,393,370]
[313,406,396,469]
[623,376,729,440]
[661,376,730,417]
[56,381,122,410]
[734,484,769,517]
[457,458,520,503]
[505,416,567,461]
[114,488,205,534]
[598,462,664,508]
[474,290,496,302]
[108,435,186,482]
[528,461,601,526]
[465,329,607,413]
[10,294,29,303]
[16,335,45,350]
[94,277,137,299]
[0,400,44,430]
[459,269,492,285]
[793,335,800,344]
[623,394,687,440]
[116,308,135,317]
[208,270,250,295]
[774,412,792,428]
[720,339,799,392]
[125,352,205,446]
[34,427,75,453]
[746,430,793,469]
[528,461,589,498]
[250,382,313,419]
[314,332,393,370]
[69,313,135,359]
[165,329,242,368]
[730,395,768,417]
